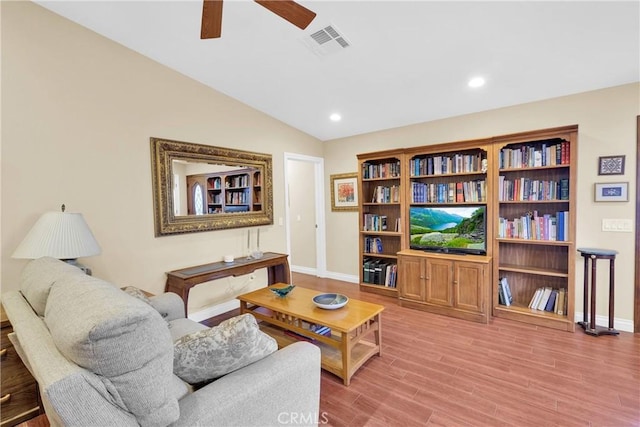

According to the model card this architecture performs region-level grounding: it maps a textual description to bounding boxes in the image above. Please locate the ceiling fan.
[201,0,317,39]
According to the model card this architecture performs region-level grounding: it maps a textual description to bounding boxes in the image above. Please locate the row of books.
[364,237,384,254]
[497,210,569,241]
[362,259,397,287]
[284,322,332,343]
[410,153,487,176]
[225,174,250,188]
[499,140,570,169]
[528,287,567,315]
[498,177,569,202]
[370,185,400,204]
[226,192,249,204]
[411,180,486,203]
[497,277,513,306]
[362,161,401,179]
[363,215,401,232]
[363,214,386,231]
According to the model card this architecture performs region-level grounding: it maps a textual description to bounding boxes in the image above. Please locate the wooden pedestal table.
[577,248,619,336]
[165,252,290,314]
[238,285,384,386]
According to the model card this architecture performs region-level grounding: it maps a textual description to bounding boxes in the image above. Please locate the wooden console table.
[165,252,291,314]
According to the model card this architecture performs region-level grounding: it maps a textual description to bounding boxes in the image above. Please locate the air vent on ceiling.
[301,24,351,57]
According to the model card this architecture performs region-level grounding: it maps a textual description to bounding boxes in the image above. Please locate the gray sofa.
[2,257,321,426]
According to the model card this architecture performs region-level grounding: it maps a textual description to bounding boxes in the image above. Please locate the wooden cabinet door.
[425,258,454,307]
[398,255,424,301]
[454,261,485,313]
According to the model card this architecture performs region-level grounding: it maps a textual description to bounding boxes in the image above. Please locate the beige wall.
[324,83,639,326]
[1,1,323,315]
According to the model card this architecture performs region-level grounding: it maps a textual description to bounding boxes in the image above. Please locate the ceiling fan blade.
[254,1,316,30]
[201,0,223,39]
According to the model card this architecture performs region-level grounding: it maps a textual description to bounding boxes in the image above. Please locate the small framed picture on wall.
[598,155,625,175]
[330,173,358,211]
[594,182,629,202]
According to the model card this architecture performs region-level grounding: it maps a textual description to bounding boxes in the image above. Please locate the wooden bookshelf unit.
[357,149,405,297]
[356,125,577,331]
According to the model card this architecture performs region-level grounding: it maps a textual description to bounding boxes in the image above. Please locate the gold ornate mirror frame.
[150,137,274,236]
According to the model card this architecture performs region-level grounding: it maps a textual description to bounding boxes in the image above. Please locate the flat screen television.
[409,205,486,255]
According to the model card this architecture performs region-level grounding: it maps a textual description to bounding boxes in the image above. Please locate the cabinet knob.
[0,348,6,359]
[0,394,10,405]
[453,280,458,285]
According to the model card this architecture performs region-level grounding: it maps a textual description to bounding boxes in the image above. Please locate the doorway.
[284,153,326,277]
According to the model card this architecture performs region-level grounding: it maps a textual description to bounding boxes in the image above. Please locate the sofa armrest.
[173,341,321,427]
[148,292,185,321]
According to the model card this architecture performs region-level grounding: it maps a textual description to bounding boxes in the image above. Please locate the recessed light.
[468,77,485,88]
[329,113,342,122]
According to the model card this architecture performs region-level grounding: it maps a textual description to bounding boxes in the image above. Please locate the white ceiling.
[35,1,639,141]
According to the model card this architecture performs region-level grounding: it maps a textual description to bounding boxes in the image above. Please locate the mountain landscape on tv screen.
[410,207,485,251]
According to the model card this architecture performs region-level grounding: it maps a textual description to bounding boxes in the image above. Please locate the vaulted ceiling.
[35,1,639,141]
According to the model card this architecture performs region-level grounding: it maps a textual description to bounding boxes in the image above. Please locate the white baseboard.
[323,271,359,284]
[291,265,317,276]
[291,266,358,284]
[574,312,634,333]
[188,300,239,322]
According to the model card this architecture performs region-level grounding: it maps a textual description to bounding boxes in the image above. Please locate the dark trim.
[635,116,639,333]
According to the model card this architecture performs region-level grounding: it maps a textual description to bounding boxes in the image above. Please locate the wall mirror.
[150,137,273,236]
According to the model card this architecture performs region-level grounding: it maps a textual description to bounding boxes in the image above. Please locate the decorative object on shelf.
[223,255,234,263]
[598,155,625,175]
[330,173,358,211]
[312,293,348,309]
[246,228,263,259]
[270,284,295,298]
[594,182,629,202]
[12,204,101,275]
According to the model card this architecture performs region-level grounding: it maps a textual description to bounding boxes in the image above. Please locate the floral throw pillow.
[173,313,277,384]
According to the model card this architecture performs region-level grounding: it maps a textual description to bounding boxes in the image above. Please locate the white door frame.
[283,153,327,277]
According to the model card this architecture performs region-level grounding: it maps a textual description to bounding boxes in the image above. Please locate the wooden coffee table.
[238,285,384,386]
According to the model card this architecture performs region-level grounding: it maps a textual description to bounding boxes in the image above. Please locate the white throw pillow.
[173,313,277,384]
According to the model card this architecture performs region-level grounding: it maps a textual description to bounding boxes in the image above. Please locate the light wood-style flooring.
[209,272,640,427]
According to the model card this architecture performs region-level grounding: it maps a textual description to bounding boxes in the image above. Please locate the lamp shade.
[12,211,101,260]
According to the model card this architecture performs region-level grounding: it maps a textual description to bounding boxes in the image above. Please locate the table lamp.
[12,204,101,274]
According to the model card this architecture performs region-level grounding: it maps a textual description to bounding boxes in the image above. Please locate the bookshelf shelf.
[494,303,567,319]
[360,231,402,236]
[500,164,570,173]
[495,238,572,246]
[498,263,568,278]
[362,252,397,259]
[362,202,401,206]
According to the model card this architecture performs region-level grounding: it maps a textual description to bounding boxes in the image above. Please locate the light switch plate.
[602,219,633,232]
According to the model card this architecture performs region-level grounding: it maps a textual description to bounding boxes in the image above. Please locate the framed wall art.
[594,182,629,202]
[330,173,358,211]
[598,155,625,175]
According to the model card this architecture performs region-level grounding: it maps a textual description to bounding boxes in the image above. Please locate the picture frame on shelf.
[598,155,625,175]
[594,182,629,202]
[331,173,358,211]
